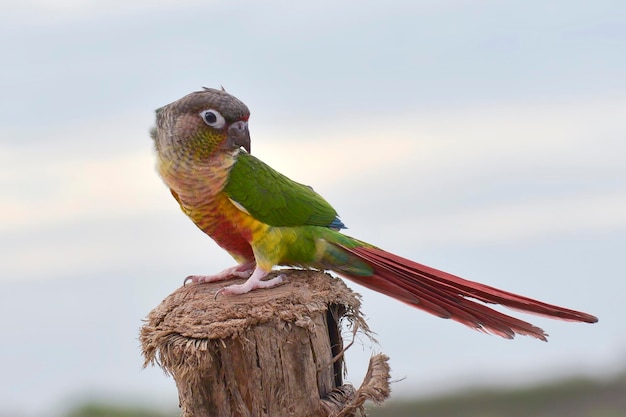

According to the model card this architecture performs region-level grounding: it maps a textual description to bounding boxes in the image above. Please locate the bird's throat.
[157,149,238,209]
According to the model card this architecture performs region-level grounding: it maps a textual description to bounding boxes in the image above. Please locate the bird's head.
[151,87,251,160]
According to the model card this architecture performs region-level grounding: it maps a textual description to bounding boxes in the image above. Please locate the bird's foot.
[184,262,255,285]
[215,267,284,297]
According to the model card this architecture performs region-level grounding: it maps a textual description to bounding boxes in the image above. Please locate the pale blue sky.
[1,1,625,415]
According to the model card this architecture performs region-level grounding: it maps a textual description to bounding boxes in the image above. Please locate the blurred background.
[1,1,625,416]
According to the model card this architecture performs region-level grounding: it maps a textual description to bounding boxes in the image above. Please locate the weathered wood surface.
[140,270,390,417]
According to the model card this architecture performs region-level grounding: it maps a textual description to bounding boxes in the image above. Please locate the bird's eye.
[199,109,226,129]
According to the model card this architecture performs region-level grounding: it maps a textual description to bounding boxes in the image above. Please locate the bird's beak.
[227,121,251,153]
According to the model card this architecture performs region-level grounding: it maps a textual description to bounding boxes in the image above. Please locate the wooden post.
[140,270,390,417]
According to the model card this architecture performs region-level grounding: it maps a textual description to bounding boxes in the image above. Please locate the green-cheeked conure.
[151,88,597,341]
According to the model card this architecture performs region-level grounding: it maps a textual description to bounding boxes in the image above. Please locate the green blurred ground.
[367,372,626,417]
[60,372,626,417]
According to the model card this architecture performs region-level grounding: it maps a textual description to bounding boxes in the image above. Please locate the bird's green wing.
[223,152,345,228]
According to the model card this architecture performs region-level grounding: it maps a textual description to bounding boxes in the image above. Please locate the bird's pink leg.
[184,262,255,285]
[217,267,284,296]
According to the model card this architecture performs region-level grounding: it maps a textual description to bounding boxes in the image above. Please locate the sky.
[1,0,625,415]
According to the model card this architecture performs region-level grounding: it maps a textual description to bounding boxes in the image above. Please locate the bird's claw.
[182,263,255,286]
[214,273,285,299]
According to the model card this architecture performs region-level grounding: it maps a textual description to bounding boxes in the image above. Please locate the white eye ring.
[199,109,226,129]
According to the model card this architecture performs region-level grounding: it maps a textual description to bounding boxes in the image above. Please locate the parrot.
[151,87,597,341]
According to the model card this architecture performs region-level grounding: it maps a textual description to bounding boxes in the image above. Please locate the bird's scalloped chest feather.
[157,150,256,261]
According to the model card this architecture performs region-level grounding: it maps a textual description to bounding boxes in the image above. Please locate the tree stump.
[140,270,390,417]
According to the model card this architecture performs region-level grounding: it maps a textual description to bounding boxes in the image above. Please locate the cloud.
[253,95,626,246]
[0,147,166,233]
[384,190,626,247]
[1,94,623,283]
[1,0,206,20]
[3,95,623,235]
[256,95,625,189]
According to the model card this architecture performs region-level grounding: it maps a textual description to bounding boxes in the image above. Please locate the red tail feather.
[338,246,597,341]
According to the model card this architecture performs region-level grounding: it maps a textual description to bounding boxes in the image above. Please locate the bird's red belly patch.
[209,216,254,260]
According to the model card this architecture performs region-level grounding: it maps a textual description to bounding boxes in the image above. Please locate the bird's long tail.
[335,245,597,341]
